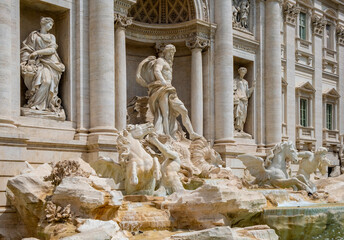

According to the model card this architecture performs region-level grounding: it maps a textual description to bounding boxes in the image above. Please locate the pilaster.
[337,25,344,136]
[283,1,299,144]
[312,14,326,148]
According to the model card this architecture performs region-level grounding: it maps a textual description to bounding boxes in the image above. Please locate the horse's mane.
[265,141,294,167]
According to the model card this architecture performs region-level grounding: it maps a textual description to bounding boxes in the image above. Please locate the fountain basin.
[263,203,344,240]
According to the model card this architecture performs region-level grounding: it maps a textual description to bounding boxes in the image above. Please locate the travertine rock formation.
[163,179,267,229]
[315,174,344,202]
[169,225,278,240]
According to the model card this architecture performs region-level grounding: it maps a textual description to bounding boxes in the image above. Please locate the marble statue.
[233,0,250,29]
[233,67,255,136]
[238,141,314,194]
[147,133,185,195]
[136,44,201,140]
[20,17,65,120]
[117,124,161,195]
[297,147,330,180]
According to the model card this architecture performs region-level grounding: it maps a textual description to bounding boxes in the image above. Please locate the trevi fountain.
[1,0,344,240]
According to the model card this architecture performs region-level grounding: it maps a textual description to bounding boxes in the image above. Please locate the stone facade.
[1,0,344,237]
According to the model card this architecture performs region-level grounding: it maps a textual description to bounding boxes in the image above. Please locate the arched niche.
[125,0,214,115]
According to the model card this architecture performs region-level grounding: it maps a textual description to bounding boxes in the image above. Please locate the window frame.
[299,12,307,40]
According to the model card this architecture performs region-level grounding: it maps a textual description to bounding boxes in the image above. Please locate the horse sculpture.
[238,141,314,194]
[92,123,161,195]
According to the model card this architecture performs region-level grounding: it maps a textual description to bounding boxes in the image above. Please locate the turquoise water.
[263,204,344,240]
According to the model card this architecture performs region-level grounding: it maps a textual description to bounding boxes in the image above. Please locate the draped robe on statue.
[20,31,65,112]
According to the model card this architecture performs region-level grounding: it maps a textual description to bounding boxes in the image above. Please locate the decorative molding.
[128,0,196,24]
[337,25,344,46]
[126,19,216,43]
[114,0,136,16]
[114,14,133,28]
[283,2,300,26]
[186,36,209,50]
[312,14,326,37]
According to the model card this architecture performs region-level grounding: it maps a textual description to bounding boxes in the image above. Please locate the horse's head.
[273,141,299,164]
[126,123,155,139]
[315,147,330,175]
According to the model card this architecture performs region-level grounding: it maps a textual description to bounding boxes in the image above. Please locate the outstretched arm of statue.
[248,80,256,97]
[29,48,56,59]
[153,59,167,85]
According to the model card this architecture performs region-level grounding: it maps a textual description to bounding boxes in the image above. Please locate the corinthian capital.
[283,2,300,26]
[186,36,209,50]
[114,14,133,28]
[337,25,344,46]
[312,14,326,37]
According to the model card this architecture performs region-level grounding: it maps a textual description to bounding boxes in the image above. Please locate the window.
[300,98,308,127]
[299,12,307,40]
[326,103,333,130]
[326,24,333,49]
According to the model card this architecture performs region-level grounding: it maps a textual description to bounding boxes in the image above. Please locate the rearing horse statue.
[238,141,314,194]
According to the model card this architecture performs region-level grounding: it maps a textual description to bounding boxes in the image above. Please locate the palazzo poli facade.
[1,0,344,237]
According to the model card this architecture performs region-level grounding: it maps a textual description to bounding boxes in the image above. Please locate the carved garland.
[337,25,344,46]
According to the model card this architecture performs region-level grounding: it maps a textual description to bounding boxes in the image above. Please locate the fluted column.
[312,14,326,148]
[283,2,300,144]
[115,14,132,131]
[186,37,209,136]
[265,0,282,146]
[89,0,116,135]
[214,0,234,143]
[0,0,15,129]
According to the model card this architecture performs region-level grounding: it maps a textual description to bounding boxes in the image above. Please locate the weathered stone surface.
[52,176,122,218]
[163,180,267,229]
[61,220,128,240]
[233,225,279,240]
[315,174,344,203]
[170,226,234,240]
[169,225,278,240]
[6,164,53,236]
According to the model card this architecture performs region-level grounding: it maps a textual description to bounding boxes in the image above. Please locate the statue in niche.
[20,17,66,120]
[136,44,201,140]
[233,67,255,138]
[233,0,250,30]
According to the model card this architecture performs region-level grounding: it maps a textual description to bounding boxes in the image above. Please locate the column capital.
[337,25,344,46]
[114,0,136,16]
[312,14,326,37]
[283,2,300,26]
[186,36,210,50]
[114,14,133,28]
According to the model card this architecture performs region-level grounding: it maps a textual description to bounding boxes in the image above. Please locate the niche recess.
[20,0,71,120]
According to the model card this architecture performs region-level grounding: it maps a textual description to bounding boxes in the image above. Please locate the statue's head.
[40,17,54,31]
[162,44,176,62]
[238,67,247,78]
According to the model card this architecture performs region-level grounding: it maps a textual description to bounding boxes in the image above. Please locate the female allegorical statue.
[20,17,65,120]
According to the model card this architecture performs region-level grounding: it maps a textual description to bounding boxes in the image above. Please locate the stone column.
[312,14,326,148]
[89,0,116,135]
[115,15,132,131]
[214,0,234,143]
[337,26,344,137]
[186,37,209,136]
[0,0,15,129]
[283,2,300,144]
[265,0,282,146]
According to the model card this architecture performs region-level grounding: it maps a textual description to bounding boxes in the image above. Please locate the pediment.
[296,81,316,93]
[324,8,338,19]
[297,0,313,7]
[323,88,340,99]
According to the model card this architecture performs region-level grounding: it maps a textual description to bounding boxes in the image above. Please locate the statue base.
[234,130,252,139]
[21,107,66,121]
